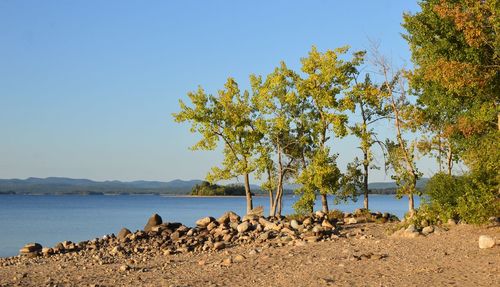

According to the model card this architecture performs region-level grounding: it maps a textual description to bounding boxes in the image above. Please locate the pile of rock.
[16,209,399,260]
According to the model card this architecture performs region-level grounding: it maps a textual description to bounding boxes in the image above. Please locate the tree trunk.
[408,193,415,215]
[277,186,283,217]
[271,176,283,217]
[321,193,329,213]
[244,173,253,214]
[363,151,369,210]
[408,177,416,216]
[268,189,273,217]
[446,145,453,176]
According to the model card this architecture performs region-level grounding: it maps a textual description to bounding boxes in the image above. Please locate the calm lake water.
[0,194,420,257]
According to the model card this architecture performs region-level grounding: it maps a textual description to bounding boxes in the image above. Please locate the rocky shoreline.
[1,209,498,287]
[6,208,399,263]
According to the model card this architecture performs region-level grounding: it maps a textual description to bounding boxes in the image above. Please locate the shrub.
[420,172,499,225]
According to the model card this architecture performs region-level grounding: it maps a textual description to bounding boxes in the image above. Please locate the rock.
[447,219,457,226]
[290,219,301,230]
[315,211,326,218]
[206,221,218,231]
[258,231,271,241]
[217,211,241,224]
[478,235,495,249]
[213,242,226,251]
[19,243,42,255]
[117,228,132,240]
[345,218,358,225]
[41,248,53,256]
[321,219,334,230]
[233,254,246,262]
[119,265,130,272]
[312,225,323,233]
[258,218,279,231]
[237,222,250,233]
[110,246,124,256]
[302,218,312,226]
[247,206,264,217]
[222,257,232,266]
[405,224,417,233]
[196,217,215,227]
[422,226,434,235]
[144,214,162,232]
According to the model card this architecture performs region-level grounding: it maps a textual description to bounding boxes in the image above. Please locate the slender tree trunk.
[446,144,453,176]
[243,173,253,214]
[321,193,329,213]
[408,177,417,215]
[271,175,283,217]
[363,151,369,210]
[277,185,284,217]
[266,168,274,216]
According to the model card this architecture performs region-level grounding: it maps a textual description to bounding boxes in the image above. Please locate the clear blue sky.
[1,1,435,182]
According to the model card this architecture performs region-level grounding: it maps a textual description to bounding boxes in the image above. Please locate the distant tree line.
[190,181,248,196]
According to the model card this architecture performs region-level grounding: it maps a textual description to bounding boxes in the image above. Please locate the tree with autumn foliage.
[403,0,499,222]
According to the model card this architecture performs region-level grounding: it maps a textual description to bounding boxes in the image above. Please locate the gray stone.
[144,213,162,232]
[478,235,495,249]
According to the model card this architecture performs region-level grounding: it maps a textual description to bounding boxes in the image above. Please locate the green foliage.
[190,181,247,196]
[337,159,363,203]
[420,172,499,225]
[292,187,316,215]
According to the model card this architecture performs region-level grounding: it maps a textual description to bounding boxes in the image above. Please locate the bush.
[421,172,499,225]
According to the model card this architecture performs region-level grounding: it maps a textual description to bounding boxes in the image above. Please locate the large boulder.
[144,213,162,232]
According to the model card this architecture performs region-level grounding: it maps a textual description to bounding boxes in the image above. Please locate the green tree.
[173,78,261,214]
[347,74,388,210]
[295,46,364,213]
[252,62,307,217]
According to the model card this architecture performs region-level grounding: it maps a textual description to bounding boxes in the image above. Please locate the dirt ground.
[0,223,498,287]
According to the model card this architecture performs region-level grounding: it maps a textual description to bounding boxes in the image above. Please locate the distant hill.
[0,177,429,195]
[0,177,203,195]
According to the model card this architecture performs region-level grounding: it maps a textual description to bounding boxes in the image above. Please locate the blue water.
[0,194,420,257]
